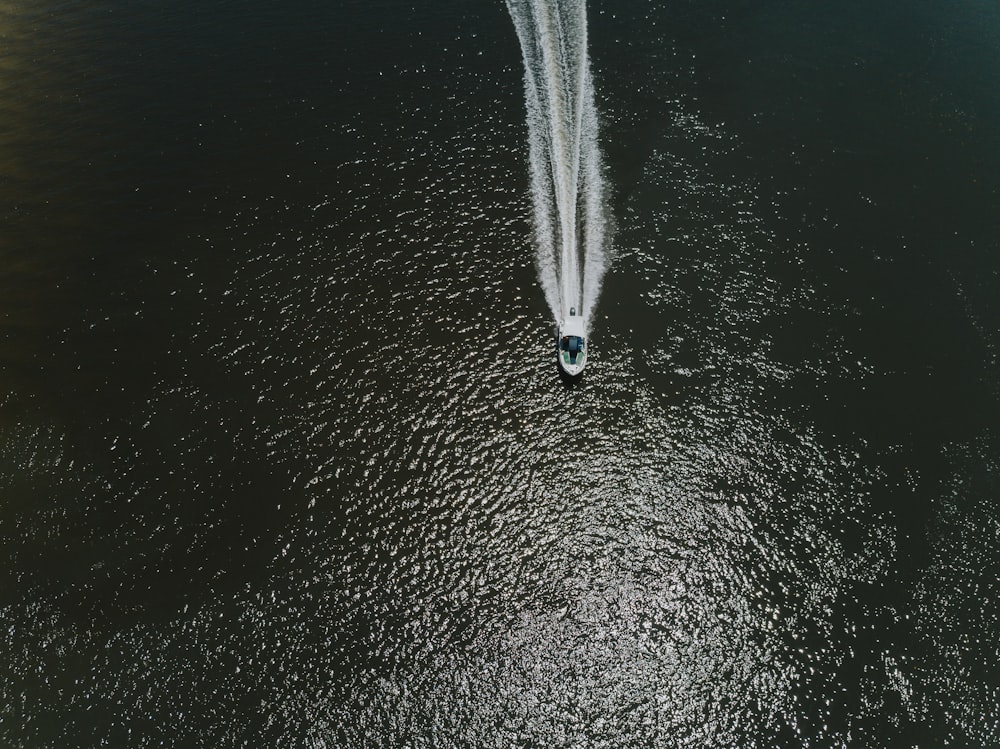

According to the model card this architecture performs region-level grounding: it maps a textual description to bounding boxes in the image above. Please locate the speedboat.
[557,307,587,376]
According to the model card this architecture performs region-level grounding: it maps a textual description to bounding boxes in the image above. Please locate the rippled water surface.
[2,0,998,747]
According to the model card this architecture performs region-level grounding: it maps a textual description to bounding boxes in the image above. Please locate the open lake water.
[1,0,998,746]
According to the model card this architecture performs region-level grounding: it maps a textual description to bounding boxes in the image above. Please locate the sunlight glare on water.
[1,0,998,746]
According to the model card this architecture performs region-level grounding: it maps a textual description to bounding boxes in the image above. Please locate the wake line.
[507,0,609,335]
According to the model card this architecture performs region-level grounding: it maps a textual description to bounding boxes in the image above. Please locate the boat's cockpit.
[560,335,585,364]
[557,307,587,375]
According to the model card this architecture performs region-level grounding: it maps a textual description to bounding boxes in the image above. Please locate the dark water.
[2,0,998,746]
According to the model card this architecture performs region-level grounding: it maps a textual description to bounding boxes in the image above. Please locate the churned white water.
[506,0,609,332]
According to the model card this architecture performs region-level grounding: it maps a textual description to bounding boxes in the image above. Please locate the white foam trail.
[507,0,608,334]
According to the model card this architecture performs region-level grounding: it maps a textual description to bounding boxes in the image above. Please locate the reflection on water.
[1,0,998,747]
[0,84,887,745]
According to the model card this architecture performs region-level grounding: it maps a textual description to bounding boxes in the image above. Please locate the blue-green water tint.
[1,0,998,746]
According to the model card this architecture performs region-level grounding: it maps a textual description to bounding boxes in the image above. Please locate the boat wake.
[506,0,609,338]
